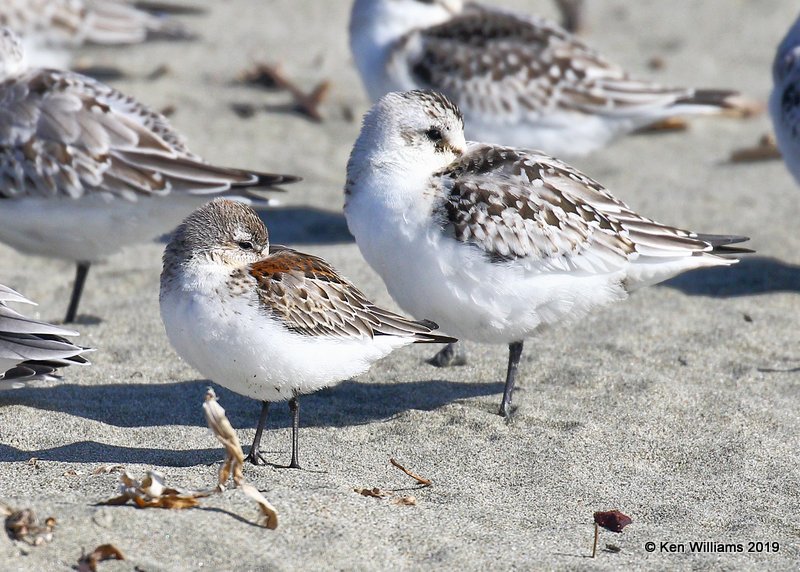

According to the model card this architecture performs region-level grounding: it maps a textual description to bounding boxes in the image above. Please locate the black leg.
[555,0,585,34]
[64,261,91,323]
[245,401,270,466]
[499,341,524,418]
[288,397,301,469]
[428,341,468,367]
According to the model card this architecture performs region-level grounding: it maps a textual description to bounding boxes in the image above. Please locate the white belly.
[345,197,628,344]
[160,283,412,402]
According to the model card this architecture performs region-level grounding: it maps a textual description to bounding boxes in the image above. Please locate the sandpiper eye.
[425,127,443,142]
[237,241,254,250]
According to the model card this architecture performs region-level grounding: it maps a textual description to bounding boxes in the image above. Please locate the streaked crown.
[163,199,269,268]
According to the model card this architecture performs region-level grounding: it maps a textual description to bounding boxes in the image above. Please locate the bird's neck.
[349,0,458,98]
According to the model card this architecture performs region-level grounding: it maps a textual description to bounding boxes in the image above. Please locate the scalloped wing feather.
[248,248,448,341]
[434,144,720,274]
[393,4,700,124]
[0,69,291,201]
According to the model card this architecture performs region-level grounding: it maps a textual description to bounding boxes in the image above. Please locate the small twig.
[77,544,125,572]
[591,522,599,558]
[729,133,781,163]
[389,458,432,487]
[637,116,689,133]
[146,64,171,81]
[240,62,330,122]
[354,487,389,498]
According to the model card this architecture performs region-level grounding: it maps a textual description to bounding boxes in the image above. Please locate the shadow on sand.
[156,205,353,247]
[256,206,353,245]
[661,256,800,297]
[0,378,502,465]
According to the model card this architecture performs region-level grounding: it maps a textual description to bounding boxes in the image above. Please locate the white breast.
[159,273,414,403]
[345,181,629,344]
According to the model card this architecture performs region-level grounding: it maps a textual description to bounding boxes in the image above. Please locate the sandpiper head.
[348,90,466,181]
[0,28,26,80]
[164,199,269,269]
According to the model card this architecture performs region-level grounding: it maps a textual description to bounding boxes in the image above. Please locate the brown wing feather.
[0,69,297,201]
[249,248,454,342]
[396,4,709,122]
[434,144,720,271]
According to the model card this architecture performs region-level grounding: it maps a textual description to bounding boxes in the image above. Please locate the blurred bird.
[344,90,751,417]
[0,283,90,387]
[0,28,299,323]
[770,12,800,184]
[160,199,455,467]
[0,0,193,69]
[349,0,747,156]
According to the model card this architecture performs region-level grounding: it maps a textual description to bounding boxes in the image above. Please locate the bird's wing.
[0,69,296,202]
[0,284,90,379]
[390,4,718,124]
[432,143,740,274]
[248,246,453,342]
[0,0,189,45]
[776,74,800,141]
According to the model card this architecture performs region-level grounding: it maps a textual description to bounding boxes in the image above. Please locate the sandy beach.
[1,0,799,569]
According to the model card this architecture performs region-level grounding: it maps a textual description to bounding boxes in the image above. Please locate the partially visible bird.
[349,0,747,156]
[0,28,299,323]
[0,0,192,69]
[344,90,751,417]
[0,283,90,387]
[770,11,800,184]
[160,199,455,468]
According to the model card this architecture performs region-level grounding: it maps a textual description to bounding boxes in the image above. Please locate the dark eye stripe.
[425,127,443,141]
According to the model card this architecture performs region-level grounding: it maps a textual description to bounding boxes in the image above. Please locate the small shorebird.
[0,0,191,69]
[0,283,90,386]
[349,0,747,156]
[0,28,298,323]
[771,11,800,185]
[160,199,455,468]
[344,90,750,417]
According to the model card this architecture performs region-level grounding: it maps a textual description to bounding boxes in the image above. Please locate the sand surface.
[1,0,799,570]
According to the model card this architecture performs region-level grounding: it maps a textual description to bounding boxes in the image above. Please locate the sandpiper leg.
[245,401,270,465]
[555,0,585,33]
[499,341,524,418]
[288,397,301,469]
[428,341,468,367]
[64,261,91,323]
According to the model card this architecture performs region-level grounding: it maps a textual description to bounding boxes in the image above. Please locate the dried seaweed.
[1,502,56,546]
[238,62,330,121]
[729,133,781,163]
[76,544,125,572]
[354,487,389,499]
[203,389,279,530]
[591,510,632,557]
[99,389,278,529]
